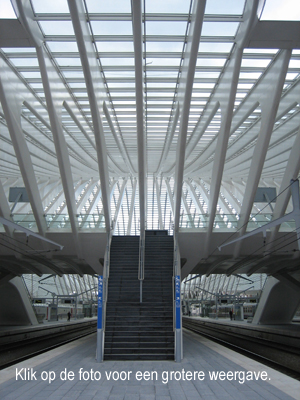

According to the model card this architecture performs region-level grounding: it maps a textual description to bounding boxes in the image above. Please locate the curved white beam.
[202,0,261,257]
[0,57,47,236]
[233,49,291,258]
[67,0,111,234]
[173,0,206,233]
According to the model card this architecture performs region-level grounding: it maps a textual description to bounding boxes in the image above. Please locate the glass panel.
[56,57,82,67]
[39,21,75,36]
[205,0,246,15]
[9,58,39,67]
[31,0,69,13]
[201,22,239,37]
[86,0,131,13]
[1,0,17,18]
[260,0,300,20]
[198,42,233,53]
[145,0,191,14]
[145,42,184,53]
[146,21,188,36]
[47,42,79,52]
[241,59,272,68]
[96,42,134,52]
[91,21,133,36]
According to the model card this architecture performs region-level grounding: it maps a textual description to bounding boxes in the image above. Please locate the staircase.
[104,232,174,360]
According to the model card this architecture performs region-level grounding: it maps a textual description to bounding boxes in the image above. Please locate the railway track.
[0,319,97,369]
[183,317,300,380]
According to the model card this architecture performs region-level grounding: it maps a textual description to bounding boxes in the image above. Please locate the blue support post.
[96,275,103,362]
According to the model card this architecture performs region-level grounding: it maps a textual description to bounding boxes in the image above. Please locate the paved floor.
[0,329,299,400]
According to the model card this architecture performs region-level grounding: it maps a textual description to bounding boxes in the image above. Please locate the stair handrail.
[97,230,112,362]
[138,230,145,302]
[173,232,182,362]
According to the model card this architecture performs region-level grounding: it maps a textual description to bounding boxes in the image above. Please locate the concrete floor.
[0,329,299,400]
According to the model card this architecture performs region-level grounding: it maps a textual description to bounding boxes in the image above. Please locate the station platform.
[0,317,97,335]
[185,316,300,337]
[0,329,298,400]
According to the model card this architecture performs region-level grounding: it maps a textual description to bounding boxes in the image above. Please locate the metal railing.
[96,231,112,363]
[173,232,182,362]
[2,213,296,233]
[138,231,145,303]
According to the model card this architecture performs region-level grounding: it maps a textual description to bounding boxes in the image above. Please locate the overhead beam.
[245,21,300,49]
[155,178,163,230]
[131,0,146,235]
[127,179,137,235]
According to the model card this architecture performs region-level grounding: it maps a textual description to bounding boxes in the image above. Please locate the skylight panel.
[198,42,233,53]
[239,72,262,79]
[146,42,183,53]
[31,0,69,13]
[193,83,215,89]
[9,58,39,67]
[68,82,87,89]
[39,21,75,36]
[286,73,299,80]
[100,58,134,66]
[20,71,41,79]
[243,48,278,54]
[85,0,131,13]
[96,42,134,53]
[145,0,191,14]
[47,42,79,53]
[146,70,178,78]
[91,21,133,36]
[205,0,246,15]
[107,82,135,88]
[56,57,82,67]
[0,0,17,18]
[105,71,136,78]
[241,59,271,68]
[201,22,239,37]
[288,59,300,68]
[0,47,35,53]
[146,21,188,36]
[194,71,220,79]
[147,82,176,89]
[146,58,181,67]
[260,0,300,21]
[196,58,227,67]
[62,71,85,79]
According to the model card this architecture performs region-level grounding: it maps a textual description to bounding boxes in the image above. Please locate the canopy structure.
[0,0,299,279]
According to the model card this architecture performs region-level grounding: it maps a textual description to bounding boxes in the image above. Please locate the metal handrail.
[97,231,112,362]
[138,232,145,303]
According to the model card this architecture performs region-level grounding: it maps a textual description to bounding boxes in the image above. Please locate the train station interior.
[0,0,300,399]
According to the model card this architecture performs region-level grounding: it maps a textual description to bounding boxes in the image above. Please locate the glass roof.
[0,0,299,236]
